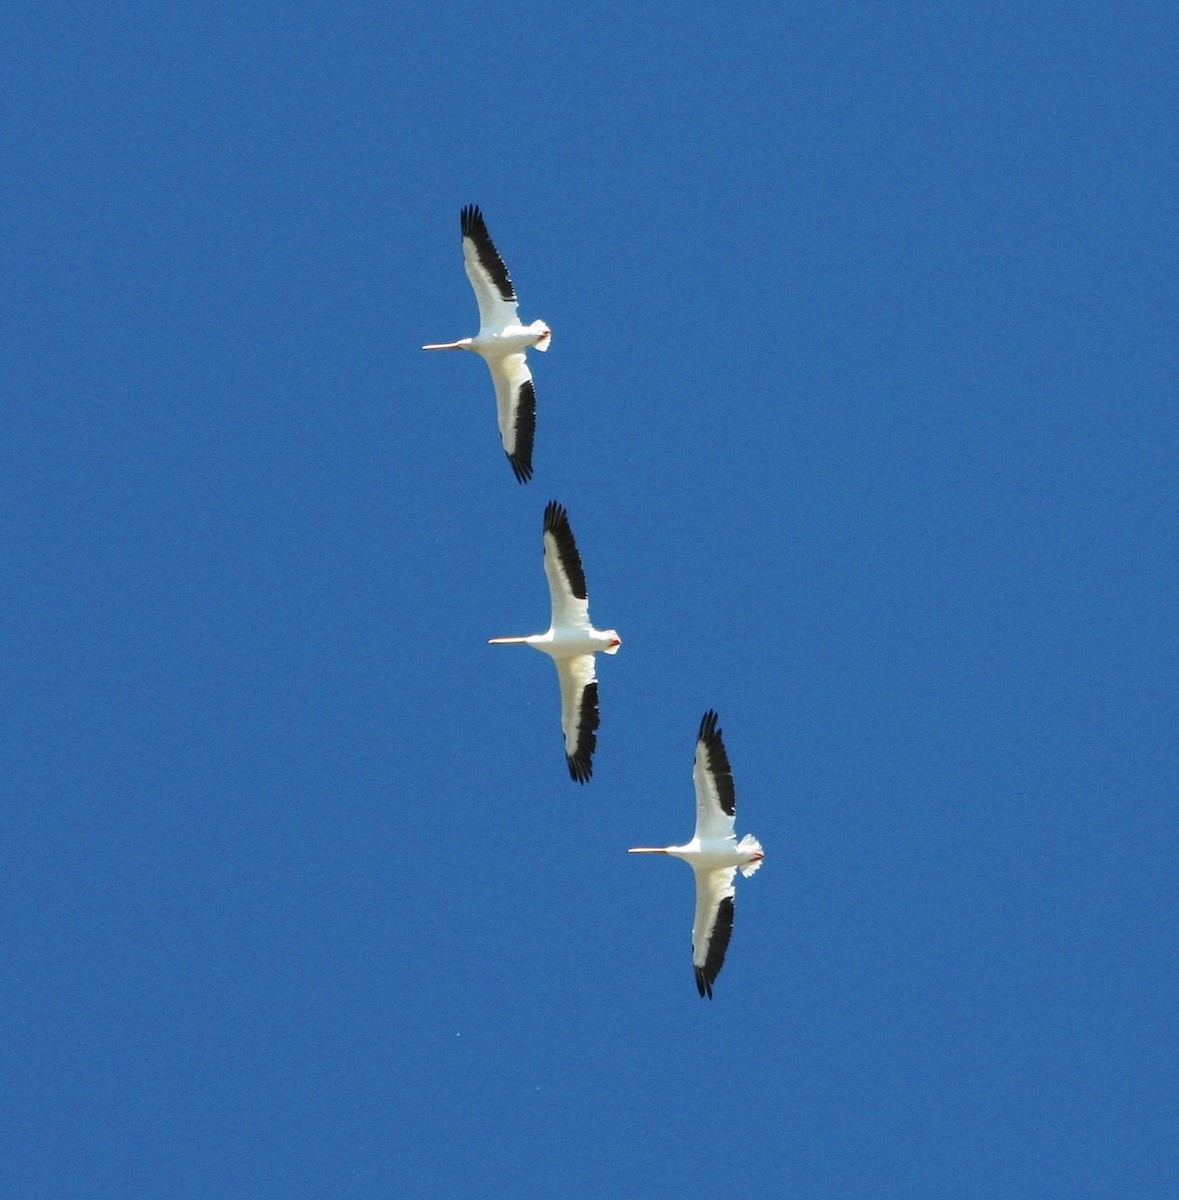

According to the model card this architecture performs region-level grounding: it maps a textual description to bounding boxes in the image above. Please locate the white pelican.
[630,711,764,998]
[423,204,551,483]
[489,501,621,782]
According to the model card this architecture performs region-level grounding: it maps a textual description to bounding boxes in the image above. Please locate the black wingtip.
[695,966,713,999]
[564,680,600,784]
[505,377,536,483]
[507,452,533,484]
[460,203,514,302]
[542,501,588,600]
[697,708,735,817]
[694,895,734,999]
[460,204,486,238]
[566,752,593,784]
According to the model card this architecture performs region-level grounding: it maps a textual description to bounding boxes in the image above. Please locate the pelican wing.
[692,709,737,843]
[691,866,738,999]
[555,654,599,784]
[461,204,520,333]
[542,501,591,630]
[487,353,536,483]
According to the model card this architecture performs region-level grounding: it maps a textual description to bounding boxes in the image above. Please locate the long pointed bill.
[488,637,531,644]
[627,847,670,854]
[422,340,468,350]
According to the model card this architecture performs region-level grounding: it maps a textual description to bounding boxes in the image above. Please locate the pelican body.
[423,205,550,483]
[630,710,764,998]
[490,501,621,782]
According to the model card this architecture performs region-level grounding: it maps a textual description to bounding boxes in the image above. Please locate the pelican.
[489,501,621,782]
[630,711,764,998]
[423,204,551,483]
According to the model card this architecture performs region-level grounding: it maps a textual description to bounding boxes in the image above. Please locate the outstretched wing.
[542,501,591,630]
[691,867,738,999]
[692,709,737,843]
[487,353,536,484]
[461,204,520,333]
[554,654,600,784]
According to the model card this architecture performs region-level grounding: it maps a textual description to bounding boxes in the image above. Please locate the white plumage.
[489,501,621,783]
[630,710,764,998]
[423,205,550,483]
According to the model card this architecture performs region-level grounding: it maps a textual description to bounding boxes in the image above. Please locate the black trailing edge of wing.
[506,377,536,484]
[694,895,735,1000]
[543,501,588,600]
[460,204,515,303]
[565,681,600,784]
[697,709,736,817]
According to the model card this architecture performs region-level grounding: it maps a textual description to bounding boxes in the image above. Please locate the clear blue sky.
[4,4,1177,1197]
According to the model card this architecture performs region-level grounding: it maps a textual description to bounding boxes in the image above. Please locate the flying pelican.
[630,711,764,998]
[423,204,551,483]
[489,501,621,782]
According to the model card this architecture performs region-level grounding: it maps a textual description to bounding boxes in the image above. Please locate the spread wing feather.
[461,204,519,332]
[542,502,591,629]
[487,355,535,483]
[692,709,737,842]
[691,869,737,999]
[555,656,599,784]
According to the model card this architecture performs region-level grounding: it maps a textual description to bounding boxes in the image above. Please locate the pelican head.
[421,337,475,351]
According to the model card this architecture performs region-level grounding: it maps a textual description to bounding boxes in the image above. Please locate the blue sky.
[3,3,1177,1197]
